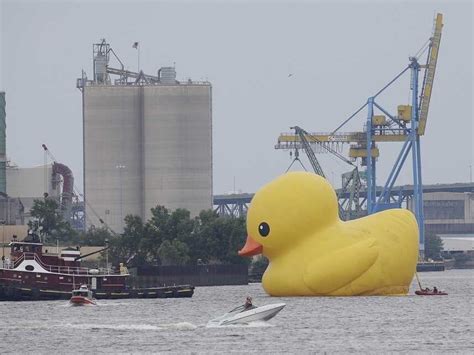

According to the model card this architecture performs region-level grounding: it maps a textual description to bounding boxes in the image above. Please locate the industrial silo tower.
[77,39,212,232]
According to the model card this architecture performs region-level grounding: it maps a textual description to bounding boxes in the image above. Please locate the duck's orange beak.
[238,235,263,257]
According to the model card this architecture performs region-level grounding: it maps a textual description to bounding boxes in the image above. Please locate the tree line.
[27,197,449,267]
[28,198,248,267]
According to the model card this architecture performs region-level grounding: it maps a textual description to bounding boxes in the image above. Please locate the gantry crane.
[286,126,363,220]
[275,13,443,253]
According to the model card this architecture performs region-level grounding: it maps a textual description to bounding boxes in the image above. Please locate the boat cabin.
[72,285,93,298]
[9,232,43,261]
[8,232,83,268]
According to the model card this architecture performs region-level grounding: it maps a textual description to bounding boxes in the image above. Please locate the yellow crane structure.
[275,13,443,253]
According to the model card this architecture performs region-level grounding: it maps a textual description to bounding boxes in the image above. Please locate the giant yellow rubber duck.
[239,171,419,296]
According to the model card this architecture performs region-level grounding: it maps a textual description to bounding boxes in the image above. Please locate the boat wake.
[61,301,134,307]
[64,302,96,307]
[94,301,133,307]
[206,320,274,328]
[207,303,285,327]
[65,322,198,331]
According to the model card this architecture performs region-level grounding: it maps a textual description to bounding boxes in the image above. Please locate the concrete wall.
[83,87,142,230]
[83,83,212,232]
[0,225,28,241]
[439,235,474,252]
[0,196,24,225]
[6,164,58,199]
[423,192,474,224]
[143,85,212,220]
[421,192,474,236]
[6,164,59,221]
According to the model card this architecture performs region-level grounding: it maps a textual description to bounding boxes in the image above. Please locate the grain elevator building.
[78,40,212,232]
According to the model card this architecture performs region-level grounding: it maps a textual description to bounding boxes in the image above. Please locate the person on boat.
[433,286,438,294]
[244,296,255,310]
[424,287,431,292]
[119,263,129,275]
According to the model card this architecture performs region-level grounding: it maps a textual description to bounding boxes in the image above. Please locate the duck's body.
[239,172,419,297]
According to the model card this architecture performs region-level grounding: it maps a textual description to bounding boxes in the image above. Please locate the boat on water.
[413,273,448,296]
[208,303,286,326]
[415,289,448,296]
[0,232,194,301]
[70,284,97,306]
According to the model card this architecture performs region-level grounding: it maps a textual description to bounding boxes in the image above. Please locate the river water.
[0,269,472,353]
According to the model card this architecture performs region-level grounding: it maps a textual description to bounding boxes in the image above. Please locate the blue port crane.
[284,126,363,221]
[275,13,443,254]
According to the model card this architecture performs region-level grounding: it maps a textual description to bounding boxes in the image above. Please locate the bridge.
[213,183,474,218]
[71,182,473,229]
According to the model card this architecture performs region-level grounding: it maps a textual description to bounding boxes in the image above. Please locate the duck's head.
[239,171,339,258]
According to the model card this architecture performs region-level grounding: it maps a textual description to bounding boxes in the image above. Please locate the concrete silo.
[78,40,212,233]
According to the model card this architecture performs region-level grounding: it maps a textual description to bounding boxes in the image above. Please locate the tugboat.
[0,232,194,301]
[70,284,97,306]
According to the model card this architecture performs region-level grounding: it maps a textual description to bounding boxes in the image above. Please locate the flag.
[132,42,139,49]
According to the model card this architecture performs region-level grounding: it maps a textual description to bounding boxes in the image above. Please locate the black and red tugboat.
[0,232,194,301]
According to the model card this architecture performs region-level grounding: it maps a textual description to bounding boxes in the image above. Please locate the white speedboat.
[208,303,285,326]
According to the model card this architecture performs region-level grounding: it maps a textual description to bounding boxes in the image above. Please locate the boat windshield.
[228,305,246,313]
[72,291,89,297]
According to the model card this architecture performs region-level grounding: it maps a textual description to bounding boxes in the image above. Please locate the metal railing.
[6,253,113,276]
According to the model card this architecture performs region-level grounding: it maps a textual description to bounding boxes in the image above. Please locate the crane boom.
[276,130,408,146]
[290,127,356,166]
[290,126,326,177]
[290,126,365,220]
[418,13,443,135]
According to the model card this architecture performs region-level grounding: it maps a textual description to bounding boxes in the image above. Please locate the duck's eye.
[258,222,270,237]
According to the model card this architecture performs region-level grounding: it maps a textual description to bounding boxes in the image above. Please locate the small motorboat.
[415,289,448,296]
[208,303,285,326]
[413,273,447,296]
[69,284,97,306]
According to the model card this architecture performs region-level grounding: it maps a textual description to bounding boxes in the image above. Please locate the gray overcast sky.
[1,0,472,196]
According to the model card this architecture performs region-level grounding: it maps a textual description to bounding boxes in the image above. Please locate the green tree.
[80,226,113,246]
[143,206,196,264]
[169,208,195,243]
[215,216,248,265]
[157,239,190,265]
[191,211,248,265]
[250,255,269,275]
[425,233,444,260]
[28,198,76,243]
[142,206,171,263]
[182,209,217,263]
[108,205,249,267]
[109,215,147,266]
